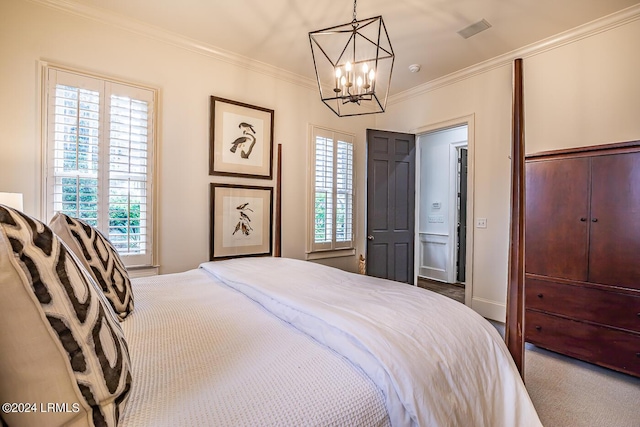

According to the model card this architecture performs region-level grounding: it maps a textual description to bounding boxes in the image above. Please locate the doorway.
[416,124,469,294]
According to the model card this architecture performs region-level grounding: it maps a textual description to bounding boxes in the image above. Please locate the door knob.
[367,235,374,241]
[580,217,587,222]
[591,218,598,222]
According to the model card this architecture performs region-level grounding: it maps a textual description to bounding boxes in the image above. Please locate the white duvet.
[120,265,391,427]
[201,257,542,427]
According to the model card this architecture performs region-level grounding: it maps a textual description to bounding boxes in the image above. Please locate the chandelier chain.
[352,0,357,22]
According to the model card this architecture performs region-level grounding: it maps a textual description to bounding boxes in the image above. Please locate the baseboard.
[471,296,506,322]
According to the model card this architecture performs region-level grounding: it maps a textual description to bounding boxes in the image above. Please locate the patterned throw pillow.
[50,213,134,320]
[0,205,131,427]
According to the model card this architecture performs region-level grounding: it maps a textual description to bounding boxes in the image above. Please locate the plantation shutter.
[45,68,155,267]
[309,126,354,253]
[335,138,353,248]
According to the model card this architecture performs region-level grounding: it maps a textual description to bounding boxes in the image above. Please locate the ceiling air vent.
[457,19,492,39]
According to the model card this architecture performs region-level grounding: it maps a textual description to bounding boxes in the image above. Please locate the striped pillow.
[50,213,134,320]
[0,205,131,427]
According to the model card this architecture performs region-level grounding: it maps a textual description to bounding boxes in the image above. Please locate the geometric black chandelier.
[309,0,394,117]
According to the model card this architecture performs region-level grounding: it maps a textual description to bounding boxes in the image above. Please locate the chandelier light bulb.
[369,69,375,81]
[345,62,352,72]
[334,68,343,92]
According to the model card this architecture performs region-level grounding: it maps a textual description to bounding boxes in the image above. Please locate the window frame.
[306,124,356,260]
[40,63,158,269]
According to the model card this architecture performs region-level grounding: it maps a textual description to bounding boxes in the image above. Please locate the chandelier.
[309,0,394,117]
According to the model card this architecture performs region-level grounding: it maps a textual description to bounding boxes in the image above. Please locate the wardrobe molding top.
[526,139,640,160]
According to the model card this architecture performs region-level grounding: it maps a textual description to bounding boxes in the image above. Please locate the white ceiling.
[68,0,639,95]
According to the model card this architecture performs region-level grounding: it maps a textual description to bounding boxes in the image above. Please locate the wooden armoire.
[524,141,640,377]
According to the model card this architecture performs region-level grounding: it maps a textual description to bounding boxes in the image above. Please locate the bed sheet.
[119,269,390,427]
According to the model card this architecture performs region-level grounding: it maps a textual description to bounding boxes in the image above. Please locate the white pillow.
[0,205,131,427]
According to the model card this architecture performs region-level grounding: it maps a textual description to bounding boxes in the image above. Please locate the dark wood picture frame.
[209,96,274,179]
[210,183,273,260]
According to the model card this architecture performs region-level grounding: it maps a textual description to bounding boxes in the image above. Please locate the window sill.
[127,265,159,278]
[305,248,355,260]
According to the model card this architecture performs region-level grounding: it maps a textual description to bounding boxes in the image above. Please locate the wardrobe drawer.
[526,277,640,333]
[525,310,640,377]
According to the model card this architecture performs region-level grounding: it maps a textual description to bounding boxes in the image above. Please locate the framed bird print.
[209,96,274,179]
[210,183,273,260]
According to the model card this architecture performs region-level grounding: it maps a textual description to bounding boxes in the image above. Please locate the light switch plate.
[476,218,487,228]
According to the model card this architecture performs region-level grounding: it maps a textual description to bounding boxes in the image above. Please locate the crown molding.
[25,0,640,103]
[27,0,318,91]
[389,3,640,105]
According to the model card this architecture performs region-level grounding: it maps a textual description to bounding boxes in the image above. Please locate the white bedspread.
[201,257,542,427]
[119,269,390,427]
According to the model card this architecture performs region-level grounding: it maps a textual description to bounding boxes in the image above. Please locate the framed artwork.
[209,96,274,179]
[210,183,273,260]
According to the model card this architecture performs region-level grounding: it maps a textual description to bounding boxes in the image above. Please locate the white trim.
[127,266,159,278]
[418,233,449,282]
[29,0,640,102]
[471,296,506,323]
[305,248,356,261]
[29,0,316,91]
[389,4,640,105]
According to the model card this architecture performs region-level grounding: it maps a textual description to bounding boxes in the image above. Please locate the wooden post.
[274,143,282,257]
[506,58,525,376]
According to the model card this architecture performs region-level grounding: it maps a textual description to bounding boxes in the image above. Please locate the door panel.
[372,160,389,230]
[589,151,640,289]
[394,242,410,283]
[366,129,416,284]
[525,158,590,281]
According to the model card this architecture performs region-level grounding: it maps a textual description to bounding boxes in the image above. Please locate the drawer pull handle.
[535,326,542,331]
[591,218,598,222]
[580,217,587,222]
[537,293,543,298]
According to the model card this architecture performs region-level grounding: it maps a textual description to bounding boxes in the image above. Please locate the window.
[43,66,156,267]
[308,125,355,257]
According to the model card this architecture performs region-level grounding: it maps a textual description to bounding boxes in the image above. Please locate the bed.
[0,204,541,427]
[120,257,541,426]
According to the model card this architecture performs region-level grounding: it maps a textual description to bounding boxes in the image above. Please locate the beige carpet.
[488,321,640,427]
[419,282,639,426]
[524,343,640,427]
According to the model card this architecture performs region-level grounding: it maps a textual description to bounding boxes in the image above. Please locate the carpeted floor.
[487,321,640,427]
[417,279,640,426]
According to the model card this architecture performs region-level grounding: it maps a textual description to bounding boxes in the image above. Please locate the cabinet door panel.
[589,152,640,289]
[525,158,590,280]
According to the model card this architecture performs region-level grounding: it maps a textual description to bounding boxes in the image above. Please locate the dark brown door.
[366,129,416,284]
[588,151,640,289]
[525,157,590,280]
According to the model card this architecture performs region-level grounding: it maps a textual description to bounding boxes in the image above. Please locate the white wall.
[0,0,375,274]
[2,1,639,321]
[376,14,640,321]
